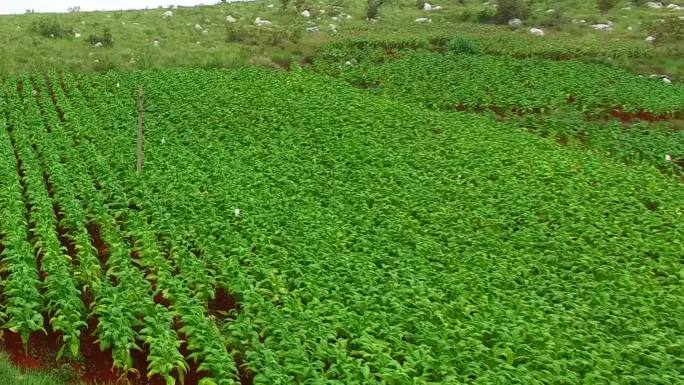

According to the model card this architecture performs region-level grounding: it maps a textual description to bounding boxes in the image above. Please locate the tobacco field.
[0,68,683,385]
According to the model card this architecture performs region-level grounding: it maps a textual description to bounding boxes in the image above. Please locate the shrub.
[647,17,684,43]
[597,0,616,15]
[494,0,529,25]
[88,28,114,47]
[446,37,481,54]
[367,0,384,19]
[33,19,70,38]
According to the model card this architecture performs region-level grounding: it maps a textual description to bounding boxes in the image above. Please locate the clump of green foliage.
[446,36,481,54]
[597,0,616,15]
[494,0,529,24]
[88,28,114,47]
[32,18,71,38]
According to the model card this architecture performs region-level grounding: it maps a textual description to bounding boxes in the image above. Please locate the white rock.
[433,5,442,10]
[415,17,431,23]
[130,57,136,63]
[306,26,320,32]
[267,3,274,7]
[592,23,613,31]
[345,60,353,65]
[202,29,209,34]
[226,15,236,23]
[646,1,663,8]
[545,8,555,13]
[81,20,86,24]
[94,59,99,63]
[667,4,682,9]
[345,13,352,19]
[94,42,103,47]
[663,77,672,84]
[329,23,338,32]
[628,25,634,31]
[529,27,544,36]
[74,32,81,38]
[666,154,673,161]
[153,39,160,46]
[645,35,656,42]
[423,3,432,11]
[194,23,203,31]
[234,208,241,217]
[622,6,632,10]
[50,33,55,38]
[301,9,311,17]
[255,17,272,26]
[162,10,173,18]
[319,9,326,13]
[332,16,339,21]
[679,15,684,19]
[508,18,522,27]
[161,138,166,144]
[580,19,586,23]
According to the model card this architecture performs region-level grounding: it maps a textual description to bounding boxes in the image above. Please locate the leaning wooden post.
[136,85,144,174]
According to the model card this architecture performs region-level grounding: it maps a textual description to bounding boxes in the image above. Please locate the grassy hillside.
[0,0,682,77]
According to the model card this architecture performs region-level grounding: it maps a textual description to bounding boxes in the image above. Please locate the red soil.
[609,108,669,123]
[208,287,240,317]
[86,224,108,265]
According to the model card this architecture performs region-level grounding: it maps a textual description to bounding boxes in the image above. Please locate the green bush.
[88,28,114,47]
[494,0,529,25]
[446,37,481,54]
[597,0,616,15]
[33,19,70,38]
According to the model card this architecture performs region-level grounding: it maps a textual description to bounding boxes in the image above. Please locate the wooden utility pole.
[136,86,144,174]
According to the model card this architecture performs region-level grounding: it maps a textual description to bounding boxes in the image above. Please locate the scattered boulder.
[628,25,634,31]
[332,16,339,21]
[508,18,522,27]
[663,77,672,84]
[646,1,663,8]
[545,9,555,13]
[194,24,203,31]
[645,35,656,42]
[94,42,103,47]
[74,32,81,38]
[329,23,338,32]
[667,3,682,10]
[255,17,272,26]
[162,10,173,18]
[423,3,433,11]
[592,23,613,31]
[226,15,236,23]
[301,9,311,17]
[306,26,320,32]
[202,29,209,35]
[153,39,160,46]
[415,17,432,23]
[529,27,544,36]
